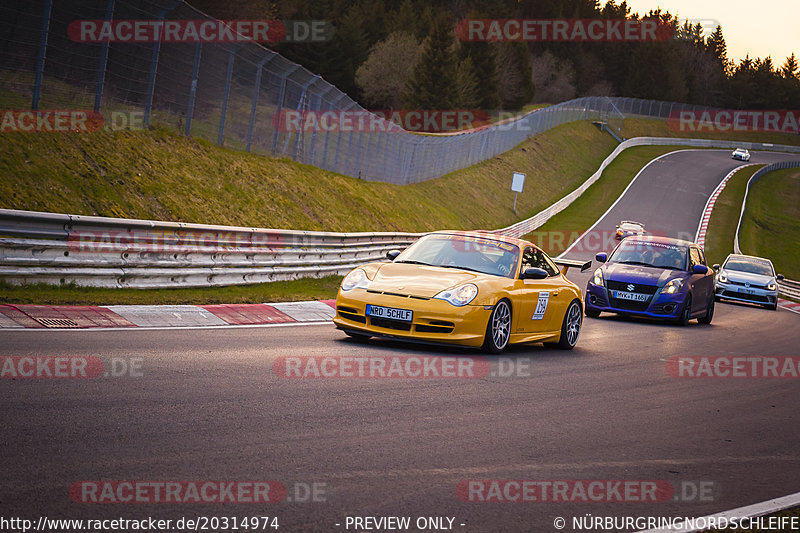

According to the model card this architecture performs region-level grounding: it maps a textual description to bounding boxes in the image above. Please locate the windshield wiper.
[394,260,433,266]
[616,261,654,267]
[438,264,485,274]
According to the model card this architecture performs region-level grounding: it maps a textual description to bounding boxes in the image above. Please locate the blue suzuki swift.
[584,236,715,325]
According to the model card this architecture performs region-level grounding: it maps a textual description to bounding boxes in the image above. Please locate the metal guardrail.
[2,139,799,289]
[731,160,800,301]
[0,209,422,288]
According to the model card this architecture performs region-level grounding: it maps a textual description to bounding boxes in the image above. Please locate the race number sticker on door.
[532,291,550,320]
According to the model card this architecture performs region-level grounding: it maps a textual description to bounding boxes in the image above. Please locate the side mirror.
[712,264,720,270]
[523,267,549,280]
[595,252,607,263]
[386,250,401,261]
[692,264,708,275]
[777,274,785,281]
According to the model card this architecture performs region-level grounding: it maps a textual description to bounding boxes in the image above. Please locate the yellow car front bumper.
[333,289,492,348]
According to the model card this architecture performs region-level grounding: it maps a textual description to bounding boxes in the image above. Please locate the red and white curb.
[694,163,756,247]
[693,163,799,314]
[0,300,336,330]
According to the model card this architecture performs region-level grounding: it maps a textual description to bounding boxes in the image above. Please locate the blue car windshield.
[610,241,687,270]
[395,234,520,278]
[725,258,773,276]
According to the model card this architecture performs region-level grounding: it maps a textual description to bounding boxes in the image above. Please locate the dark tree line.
[191,0,800,111]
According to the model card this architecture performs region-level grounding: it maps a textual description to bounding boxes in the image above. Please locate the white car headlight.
[341,268,371,291]
[592,268,604,286]
[434,283,478,307]
[662,278,684,294]
[767,281,777,291]
[718,272,728,283]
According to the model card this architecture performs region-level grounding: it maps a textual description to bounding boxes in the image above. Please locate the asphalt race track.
[2,150,800,533]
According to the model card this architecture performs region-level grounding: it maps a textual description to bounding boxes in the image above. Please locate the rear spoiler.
[553,258,592,276]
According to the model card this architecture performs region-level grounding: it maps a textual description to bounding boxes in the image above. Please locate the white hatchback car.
[731,148,751,161]
[713,254,783,310]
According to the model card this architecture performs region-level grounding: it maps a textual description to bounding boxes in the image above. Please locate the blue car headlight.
[662,278,684,294]
[592,268,604,286]
[434,283,478,307]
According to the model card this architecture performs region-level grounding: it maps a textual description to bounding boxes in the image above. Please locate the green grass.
[702,165,762,269]
[0,276,343,306]
[0,121,617,233]
[521,145,690,256]
[738,168,800,280]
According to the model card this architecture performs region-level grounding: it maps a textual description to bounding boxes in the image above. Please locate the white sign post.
[511,172,525,213]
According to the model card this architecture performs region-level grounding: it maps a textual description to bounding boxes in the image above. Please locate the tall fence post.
[144,1,181,127]
[246,55,274,152]
[93,0,115,112]
[184,42,202,136]
[31,0,53,110]
[217,45,240,146]
[291,76,321,161]
[270,65,299,155]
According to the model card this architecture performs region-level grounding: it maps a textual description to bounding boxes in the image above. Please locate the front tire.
[482,299,511,354]
[677,295,692,326]
[698,296,714,324]
[585,306,601,318]
[557,299,583,350]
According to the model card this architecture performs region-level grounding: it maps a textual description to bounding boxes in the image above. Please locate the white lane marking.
[558,149,698,259]
[636,490,800,533]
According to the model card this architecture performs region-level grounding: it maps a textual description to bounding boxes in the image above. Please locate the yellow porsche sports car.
[333,231,591,353]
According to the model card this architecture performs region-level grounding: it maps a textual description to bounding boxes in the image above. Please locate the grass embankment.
[0,276,343,306]
[737,168,800,280]
[0,121,616,232]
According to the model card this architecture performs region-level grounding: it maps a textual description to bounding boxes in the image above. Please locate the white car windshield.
[725,258,773,276]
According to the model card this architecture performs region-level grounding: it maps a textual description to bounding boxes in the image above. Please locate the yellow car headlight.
[341,268,370,291]
[434,283,478,307]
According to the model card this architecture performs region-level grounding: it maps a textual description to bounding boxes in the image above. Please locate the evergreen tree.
[404,11,459,109]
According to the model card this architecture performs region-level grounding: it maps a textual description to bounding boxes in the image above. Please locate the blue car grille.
[606,280,659,294]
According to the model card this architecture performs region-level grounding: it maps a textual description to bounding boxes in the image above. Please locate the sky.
[622,0,798,65]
